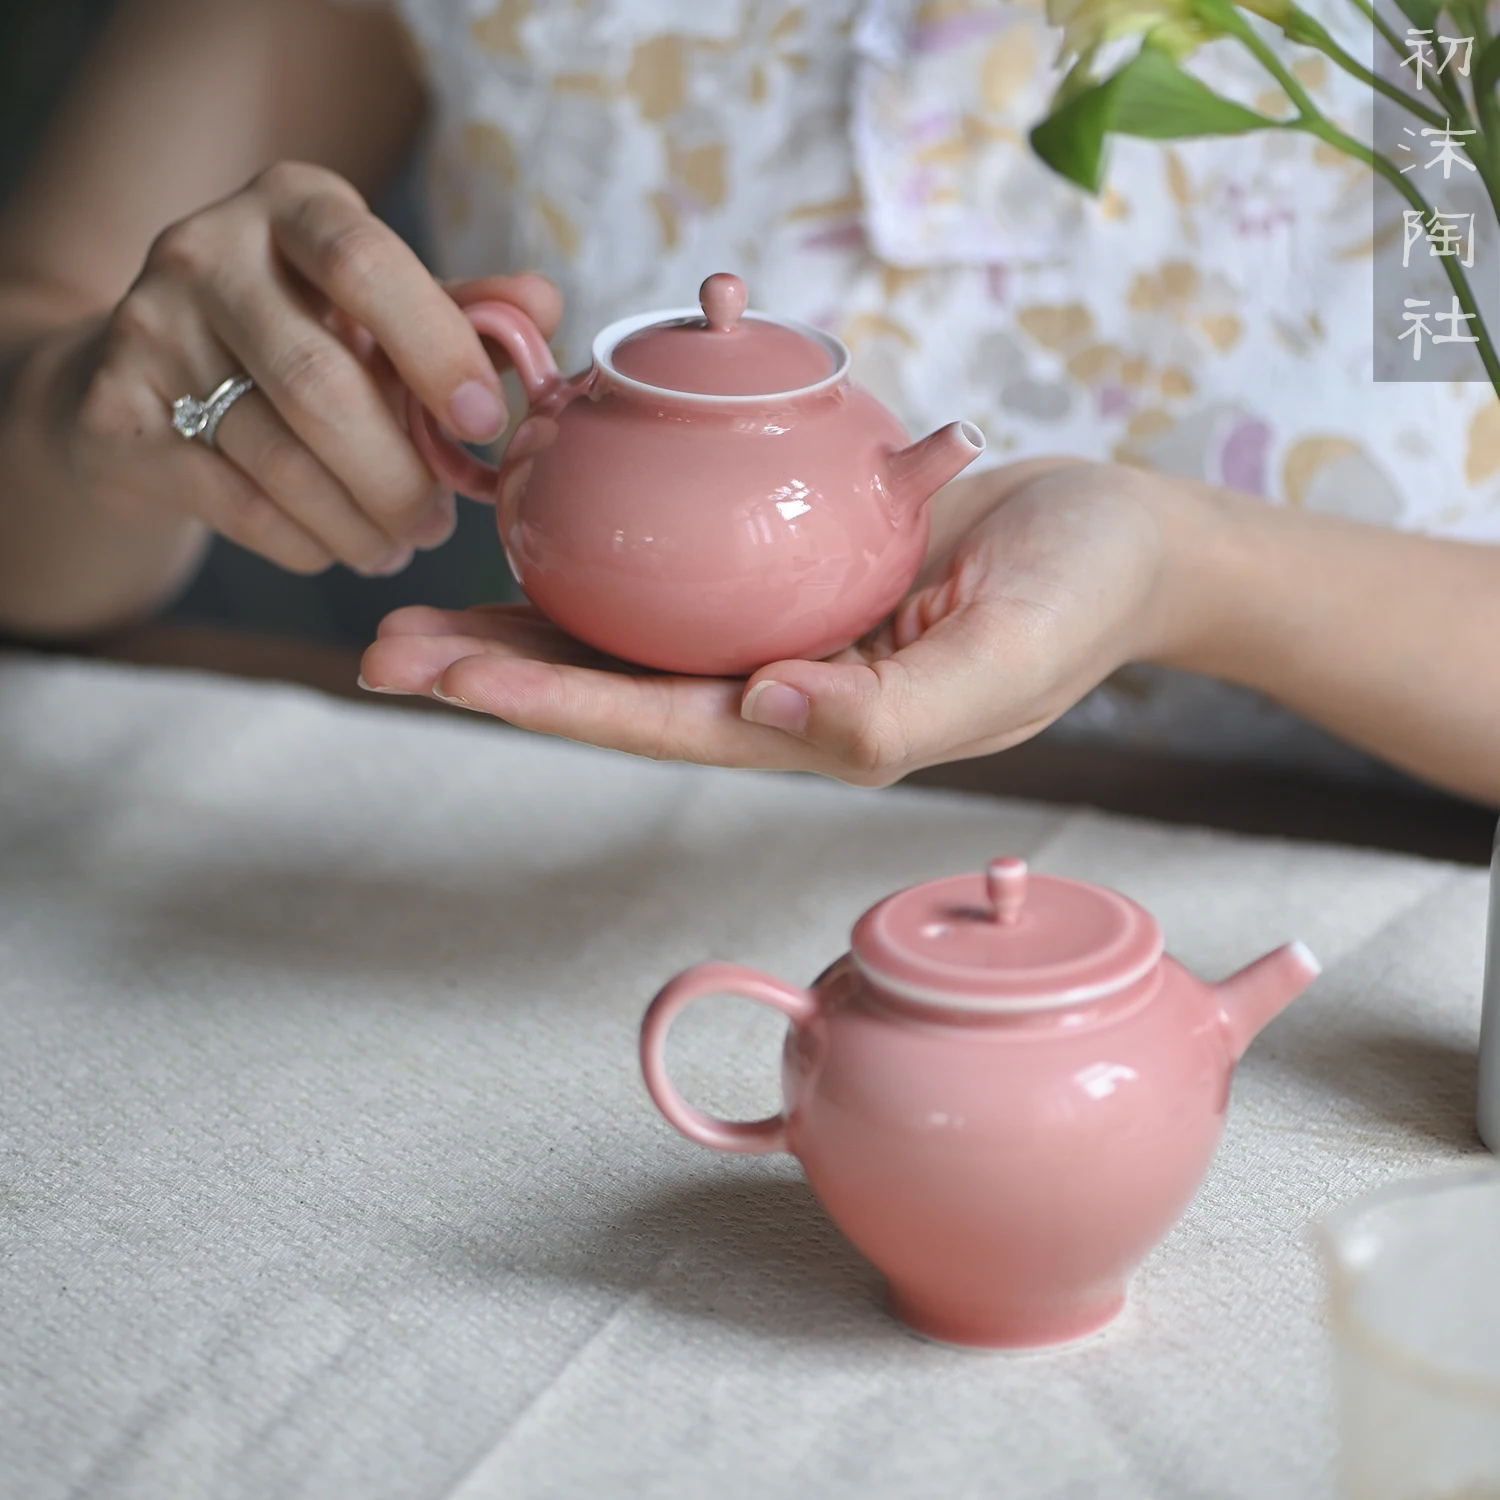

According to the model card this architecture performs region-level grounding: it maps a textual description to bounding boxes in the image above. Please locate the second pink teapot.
[410,274,984,677]
[640,857,1320,1350]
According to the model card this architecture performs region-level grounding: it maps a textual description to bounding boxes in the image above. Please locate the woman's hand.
[55,161,560,580]
[358,459,1201,785]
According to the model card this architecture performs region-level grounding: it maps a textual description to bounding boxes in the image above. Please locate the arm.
[0,0,475,637]
[359,460,1500,809]
[1153,482,1500,806]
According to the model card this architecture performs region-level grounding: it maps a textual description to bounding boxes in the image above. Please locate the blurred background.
[1,0,519,646]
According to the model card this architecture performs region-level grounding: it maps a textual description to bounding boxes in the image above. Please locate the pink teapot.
[639,857,1320,1350]
[409,274,985,676]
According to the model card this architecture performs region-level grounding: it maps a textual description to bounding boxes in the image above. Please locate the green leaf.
[1279,7,1338,52]
[1029,46,1279,194]
[1393,0,1439,31]
[1029,72,1121,192]
[1111,47,1279,136]
[1446,0,1487,31]
[1474,32,1500,101]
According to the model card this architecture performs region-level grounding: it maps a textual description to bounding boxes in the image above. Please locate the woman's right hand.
[58,160,561,577]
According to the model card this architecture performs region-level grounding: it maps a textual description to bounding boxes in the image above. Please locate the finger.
[444,272,564,339]
[205,261,441,542]
[271,188,510,443]
[322,304,407,417]
[321,281,559,426]
[739,608,1035,783]
[374,603,659,671]
[211,386,417,575]
[408,488,458,551]
[364,613,641,682]
[169,435,336,576]
[96,284,338,575]
[425,651,821,770]
[377,602,577,645]
[360,632,510,693]
[360,625,819,768]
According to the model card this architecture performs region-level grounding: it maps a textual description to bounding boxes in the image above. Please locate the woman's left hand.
[357,458,1200,785]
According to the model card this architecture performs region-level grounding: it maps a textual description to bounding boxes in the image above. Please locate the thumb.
[738,634,1005,782]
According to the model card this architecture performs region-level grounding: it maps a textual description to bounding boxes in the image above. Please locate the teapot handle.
[640,961,819,1155]
[406,299,563,499]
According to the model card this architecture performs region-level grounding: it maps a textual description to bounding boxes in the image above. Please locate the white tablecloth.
[0,654,1491,1500]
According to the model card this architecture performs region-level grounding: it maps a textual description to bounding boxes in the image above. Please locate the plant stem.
[1229,3,1500,392]
[1467,9,1500,216]
[1290,8,1448,128]
[1340,0,1500,223]
[1223,6,1339,116]
[1346,0,1411,59]
[1343,0,1474,126]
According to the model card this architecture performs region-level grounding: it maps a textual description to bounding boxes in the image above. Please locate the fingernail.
[449,380,506,442]
[410,490,457,550]
[362,546,413,577]
[357,673,412,696]
[742,680,810,735]
[432,686,478,711]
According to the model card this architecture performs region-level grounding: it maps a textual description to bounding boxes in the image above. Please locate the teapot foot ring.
[887,1285,1126,1353]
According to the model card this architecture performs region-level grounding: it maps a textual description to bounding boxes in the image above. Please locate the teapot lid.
[606,273,840,397]
[850,857,1163,1013]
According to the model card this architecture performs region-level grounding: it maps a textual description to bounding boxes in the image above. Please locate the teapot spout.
[885,421,986,517]
[1214,941,1321,1061]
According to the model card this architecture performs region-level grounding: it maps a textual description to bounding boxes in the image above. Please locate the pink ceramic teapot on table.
[409,274,985,676]
[639,857,1321,1350]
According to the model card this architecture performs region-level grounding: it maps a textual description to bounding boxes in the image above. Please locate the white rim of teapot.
[850,944,1165,1014]
[591,307,851,405]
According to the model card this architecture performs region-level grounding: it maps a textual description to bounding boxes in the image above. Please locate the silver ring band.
[171,374,255,449]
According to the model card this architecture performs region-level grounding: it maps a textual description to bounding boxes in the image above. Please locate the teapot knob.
[986,857,1028,926]
[700,272,748,332]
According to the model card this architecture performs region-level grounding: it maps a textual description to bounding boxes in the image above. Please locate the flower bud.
[1045,0,1218,61]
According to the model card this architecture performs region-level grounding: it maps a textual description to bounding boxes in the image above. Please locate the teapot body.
[640,857,1317,1350]
[770,953,1233,1346]
[407,284,982,677]
[776,953,1232,1348]
[497,377,928,677]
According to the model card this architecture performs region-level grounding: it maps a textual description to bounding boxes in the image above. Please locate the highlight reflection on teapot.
[409,273,984,677]
[640,856,1320,1351]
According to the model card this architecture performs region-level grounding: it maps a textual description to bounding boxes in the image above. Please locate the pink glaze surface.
[408,275,985,677]
[852,857,1164,1010]
[612,272,833,395]
[639,857,1321,1349]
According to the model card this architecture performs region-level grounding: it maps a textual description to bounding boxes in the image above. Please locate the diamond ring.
[170,373,255,449]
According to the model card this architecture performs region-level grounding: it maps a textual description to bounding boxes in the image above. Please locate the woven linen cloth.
[0,653,1490,1500]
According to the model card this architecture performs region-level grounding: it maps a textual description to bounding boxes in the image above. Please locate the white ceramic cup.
[1320,1169,1500,1499]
